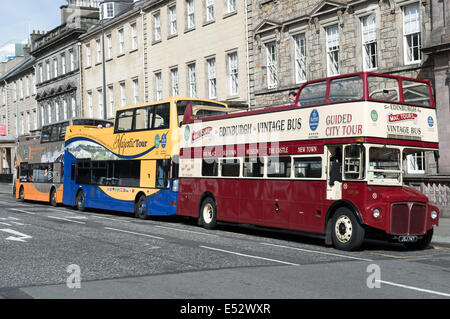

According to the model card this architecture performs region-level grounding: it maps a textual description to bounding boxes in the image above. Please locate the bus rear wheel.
[200,197,217,230]
[331,207,365,251]
[50,188,58,207]
[135,195,148,220]
[76,190,86,211]
[18,186,24,202]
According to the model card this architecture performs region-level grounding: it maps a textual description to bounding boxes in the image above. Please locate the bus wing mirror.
[182,104,193,124]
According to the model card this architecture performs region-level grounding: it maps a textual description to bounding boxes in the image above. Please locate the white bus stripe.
[200,245,300,266]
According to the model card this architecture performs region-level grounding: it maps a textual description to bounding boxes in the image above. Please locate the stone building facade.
[0,52,37,180]
[141,0,249,106]
[248,0,434,106]
[31,1,100,128]
[79,0,143,120]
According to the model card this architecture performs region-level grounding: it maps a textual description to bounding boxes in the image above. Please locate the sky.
[0,0,64,48]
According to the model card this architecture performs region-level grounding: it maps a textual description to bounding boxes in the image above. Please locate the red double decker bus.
[177,72,440,251]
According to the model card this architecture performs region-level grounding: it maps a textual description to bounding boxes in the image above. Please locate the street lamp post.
[100,2,107,120]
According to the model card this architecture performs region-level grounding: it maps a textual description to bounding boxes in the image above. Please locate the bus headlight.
[373,208,381,218]
[431,210,438,220]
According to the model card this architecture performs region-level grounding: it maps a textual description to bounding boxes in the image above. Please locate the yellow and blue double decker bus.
[62,97,230,218]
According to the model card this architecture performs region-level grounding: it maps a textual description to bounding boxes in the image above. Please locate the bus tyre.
[76,191,86,211]
[331,207,365,251]
[135,195,148,220]
[18,186,24,202]
[50,188,58,207]
[404,228,433,250]
[200,197,217,230]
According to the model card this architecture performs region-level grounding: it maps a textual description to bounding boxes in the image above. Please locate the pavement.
[1,182,449,246]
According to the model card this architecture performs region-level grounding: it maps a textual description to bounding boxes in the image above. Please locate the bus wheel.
[18,186,24,202]
[76,191,86,211]
[331,207,365,251]
[50,188,58,207]
[135,195,148,220]
[200,197,217,230]
[404,228,433,250]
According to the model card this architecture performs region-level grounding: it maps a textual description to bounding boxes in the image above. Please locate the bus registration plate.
[398,235,418,243]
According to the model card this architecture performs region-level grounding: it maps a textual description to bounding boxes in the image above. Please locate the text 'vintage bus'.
[177,72,440,251]
[63,97,231,218]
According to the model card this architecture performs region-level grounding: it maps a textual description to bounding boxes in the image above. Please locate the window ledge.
[223,11,237,19]
[202,19,215,27]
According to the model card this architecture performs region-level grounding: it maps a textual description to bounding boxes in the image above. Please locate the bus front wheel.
[76,191,86,211]
[135,195,148,220]
[331,207,365,251]
[200,197,217,230]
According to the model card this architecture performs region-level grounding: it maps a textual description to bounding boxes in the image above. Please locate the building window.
[107,34,112,59]
[228,52,239,95]
[206,0,214,22]
[39,64,43,83]
[53,58,58,78]
[87,91,93,118]
[108,85,114,118]
[96,39,101,64]
[63,99,68,120]
[407,152,425,174]
[47,104,52,124]
[133,78,139,104]
[326,25,340,76]
[403,3,421,64]
[69,49,75,72]
[71,96,77,118]
[86,45,91,67]
[266,42,277,89]
[26,76,30,97]
[154,73,162,100]
[294,33,307,83]
[362,15,378,71]
[19,79,23,99]
[154,12,161,41]
[169,5,177,36]
[98,88,103,118]
[131,23,137,50]
[46,60,51,80]
[118,29,125,55]
[120,82,126,106]
[33,110,37,130]
[207,57,217,99]
[40,105,44,126]
[188,63,197,97]
[61,54,66,75]
[102,2,114,19]
[171,68,179,96]
[227,0,236,14]
[55,101,60,122]
[186,0,195,30]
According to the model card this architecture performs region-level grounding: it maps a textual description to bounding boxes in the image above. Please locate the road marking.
[0,229,32,242]
[261,242,373,262]
[46,216,86,224]
[9,209,35,215]
[90,215,131,223]
[105,227,164,240]
[433,246,450,251]
[155,225,219,237]
[378,280,450,297]
[368,252,433,259]
[200,245,300,266]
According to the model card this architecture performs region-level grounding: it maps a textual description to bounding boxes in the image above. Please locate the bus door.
[326,146,342,200]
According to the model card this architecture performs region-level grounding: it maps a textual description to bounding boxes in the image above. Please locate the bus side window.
[344,145,365,180]
[156,159,170,189]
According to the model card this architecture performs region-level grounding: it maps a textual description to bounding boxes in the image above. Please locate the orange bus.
[15,118,112,205]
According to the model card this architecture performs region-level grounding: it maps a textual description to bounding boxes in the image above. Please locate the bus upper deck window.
[297,81,327,106]
[329,76,363,103]
[368,76,399,102]
[402,80,430,106]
